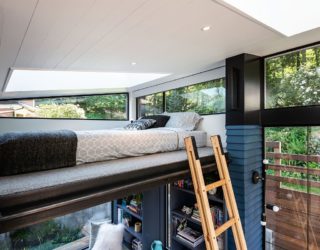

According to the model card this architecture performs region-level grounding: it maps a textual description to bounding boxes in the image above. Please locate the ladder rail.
[184,135,248,250]
[185,137,218,250]
[211,135,247,250]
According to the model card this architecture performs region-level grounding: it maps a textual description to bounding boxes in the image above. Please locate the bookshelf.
[168,174,227,250]
[113,187,166,250]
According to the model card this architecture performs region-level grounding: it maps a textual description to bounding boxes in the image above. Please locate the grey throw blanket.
[0,130,77,176]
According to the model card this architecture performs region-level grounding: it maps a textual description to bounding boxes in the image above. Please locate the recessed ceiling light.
[215,0,320,36]
[5,69,170,92]
[131,62,137,66]
[201,26,211,31]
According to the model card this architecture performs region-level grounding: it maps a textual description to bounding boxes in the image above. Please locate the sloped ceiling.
[0,0,319,99]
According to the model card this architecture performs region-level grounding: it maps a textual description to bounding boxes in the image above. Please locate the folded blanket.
[0,130,77,176]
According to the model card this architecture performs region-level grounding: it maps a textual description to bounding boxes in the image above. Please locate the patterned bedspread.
[76,128,206,164]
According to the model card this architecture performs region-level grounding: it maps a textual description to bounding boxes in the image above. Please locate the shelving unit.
[113,186,166,250]
[167,175,227,250]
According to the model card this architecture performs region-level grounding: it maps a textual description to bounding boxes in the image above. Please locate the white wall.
[0,118,128,133]
[129,64,226,147]
[197,114,226,148]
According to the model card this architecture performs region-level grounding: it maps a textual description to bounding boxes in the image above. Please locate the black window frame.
[136,78,226,118]
[261,41,320,127]
[0,92,130,121]
[136,91,165,118]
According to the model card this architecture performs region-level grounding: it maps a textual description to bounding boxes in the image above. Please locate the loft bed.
[0,147,217,233]
[0,112,219,233]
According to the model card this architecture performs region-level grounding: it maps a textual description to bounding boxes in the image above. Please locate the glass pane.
[307,127,320,249]
[0,94,128,120]
[165,78,225,115]
[137,92,164,117]
[0,202,111,249]
[265,127,320,249]
[265,45,320,109]
[265,127,308,249]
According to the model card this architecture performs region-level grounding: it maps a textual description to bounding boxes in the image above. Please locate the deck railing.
[265,141,320,193]
[265,141,320,249]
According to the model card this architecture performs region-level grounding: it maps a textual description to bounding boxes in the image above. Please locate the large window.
[0,202,111,249]
[265,44,320,109]
[165,79,225,114]
[0,93,128,120]
[137,92,164,117]
[137,78,225,117]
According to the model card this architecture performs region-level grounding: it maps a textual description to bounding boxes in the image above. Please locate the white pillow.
[92,223,124,250]
[164,112,203,131]
[89,218,112,249]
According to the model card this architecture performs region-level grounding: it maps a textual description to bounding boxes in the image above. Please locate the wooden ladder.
[184,135,247,250]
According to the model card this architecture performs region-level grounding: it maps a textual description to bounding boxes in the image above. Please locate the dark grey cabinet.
[113,186,166,250]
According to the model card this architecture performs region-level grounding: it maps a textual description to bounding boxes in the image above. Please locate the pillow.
[164,112,203,131]
[141,115,170,128]
[92,223,124,250]
[89,218,112,249]
[124,119,156,130]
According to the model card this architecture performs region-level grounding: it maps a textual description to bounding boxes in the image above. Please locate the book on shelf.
[191,205,224,226]
[117,208,123,224]
[177,227,204,247]
[132,238,143,250]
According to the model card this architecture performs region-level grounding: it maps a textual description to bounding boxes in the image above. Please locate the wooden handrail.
[266,152,320,163]
[268,176,320,188]
[265,141,281,148]
[266,164,320,175]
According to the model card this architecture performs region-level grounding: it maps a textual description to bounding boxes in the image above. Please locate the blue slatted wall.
[226,125,263,250]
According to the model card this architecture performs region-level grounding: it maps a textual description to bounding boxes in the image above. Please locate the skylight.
[216,0,320,36]
[5,69,170,92]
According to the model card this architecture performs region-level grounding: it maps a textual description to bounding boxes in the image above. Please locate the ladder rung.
[205,179,226,191]
[215,218,236,237]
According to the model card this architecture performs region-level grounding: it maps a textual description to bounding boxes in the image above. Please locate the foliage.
[138,92,164,117]
[78,94,127,119]
[10,220,83,250]
[138,78,225,117]
[265,127,320,194]
[34,94,128,120]
[266,45,320,108]
[265,127,307,155]
[36,104,85,119]
[165,79,225,114]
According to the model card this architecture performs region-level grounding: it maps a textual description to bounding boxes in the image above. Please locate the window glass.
[137,92,164,117]
[165,78,225,114]
[0,94,128,120]
[265,45,320,108]
[0,202,111,250]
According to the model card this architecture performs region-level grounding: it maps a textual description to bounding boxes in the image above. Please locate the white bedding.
[76,128,206,165]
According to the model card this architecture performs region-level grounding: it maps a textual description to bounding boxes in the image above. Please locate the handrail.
[266,152,320,163]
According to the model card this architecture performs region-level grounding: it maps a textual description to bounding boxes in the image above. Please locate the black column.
[225,54,264,250]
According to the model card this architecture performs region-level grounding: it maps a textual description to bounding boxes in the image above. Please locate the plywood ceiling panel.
[0,0,38,97]
[0,0,319,98]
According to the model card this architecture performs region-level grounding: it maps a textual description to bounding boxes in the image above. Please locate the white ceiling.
[0,0,319,99]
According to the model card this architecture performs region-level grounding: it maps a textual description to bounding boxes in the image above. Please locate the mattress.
[76,128,207,164]
[0,147,213,197]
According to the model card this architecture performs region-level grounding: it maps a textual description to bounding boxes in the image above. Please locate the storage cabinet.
[167,174,227,250]
[113,187,166,250]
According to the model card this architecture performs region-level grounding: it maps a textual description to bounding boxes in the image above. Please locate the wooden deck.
[265,141,320,250]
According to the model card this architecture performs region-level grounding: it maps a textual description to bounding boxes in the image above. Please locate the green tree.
[79,95,127,119]
[165,78,225,114]
[266,46,320,108]
[36,104,85,119]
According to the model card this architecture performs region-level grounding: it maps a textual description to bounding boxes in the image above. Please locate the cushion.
[124,119,156,130]
[141,115,170,128]
[89,218,112,249]
[164,112,203,131]
[92,223,124,250]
